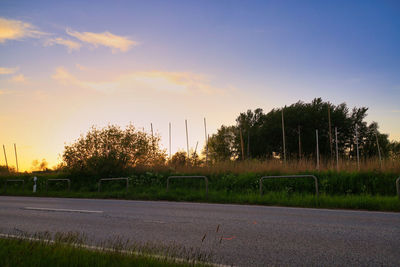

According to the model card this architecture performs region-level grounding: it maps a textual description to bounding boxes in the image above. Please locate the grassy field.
[0,235,212,267]
[1,168,399,212]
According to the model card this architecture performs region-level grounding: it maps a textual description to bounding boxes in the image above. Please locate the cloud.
[10,74,26,83]
[75,64,88,71]
[0,17,45,43]
[44,37,81,52]
[66,28,137,52]
[0,67,18,75]
[52,67,221,94]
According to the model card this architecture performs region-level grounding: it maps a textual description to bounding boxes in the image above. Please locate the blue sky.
[1,0,399,170]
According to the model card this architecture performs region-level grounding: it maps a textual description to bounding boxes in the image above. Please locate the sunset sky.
[1,0,399,171]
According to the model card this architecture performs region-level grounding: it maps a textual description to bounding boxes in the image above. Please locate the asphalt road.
[1,196,399,266]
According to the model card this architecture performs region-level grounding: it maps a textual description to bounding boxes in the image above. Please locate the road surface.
[0,196,399,266]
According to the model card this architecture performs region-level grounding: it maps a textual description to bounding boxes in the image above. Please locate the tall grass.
[168,157,400,175]
[0,231,215,267]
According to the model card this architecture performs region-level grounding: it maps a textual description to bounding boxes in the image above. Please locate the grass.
[0,233,213,267]
[2,187,399,212]
[1,167,399,212]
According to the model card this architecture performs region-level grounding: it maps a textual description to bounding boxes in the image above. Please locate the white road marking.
[23,207,103,213]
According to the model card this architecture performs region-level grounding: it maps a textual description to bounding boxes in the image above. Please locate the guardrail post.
[396,177,400,200]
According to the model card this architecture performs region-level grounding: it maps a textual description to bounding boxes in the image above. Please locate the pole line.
[247,130,250,159]
[14,143,19,173]
[335,127,339,171]
[169,122,171,159]
[240,128,245,160]
[328,107,333,159]
[185,119,190,160]
[204,118,208,165]
[355,124,360,170]
[281,109,286,165]
[316,129,320,171]
[3,145,9,171]
[150,123,154,155]
[375,131,382,169]
[298,125,301,160]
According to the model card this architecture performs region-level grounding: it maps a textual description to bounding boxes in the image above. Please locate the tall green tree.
[206,98,392,161]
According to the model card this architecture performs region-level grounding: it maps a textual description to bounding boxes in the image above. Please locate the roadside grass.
[0,234,212,267]
[2,187,399,212]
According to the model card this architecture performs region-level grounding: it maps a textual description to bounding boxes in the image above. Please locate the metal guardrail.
[167,176,209,197]
[4,179,25,191]
[98,178,129,192]
[396,177,400,199]
[46,179,71,191]
[259,175,319,197]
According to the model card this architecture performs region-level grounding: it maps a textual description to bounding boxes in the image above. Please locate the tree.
[205,125,237,162]
[62,124,166,177]
[205,98,392,162]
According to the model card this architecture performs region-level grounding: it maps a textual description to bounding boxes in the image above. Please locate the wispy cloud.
[0,17,45,43]
[44,37,81,52]
[52,67,221,94]
[66,28,137,53]
[10,74,26,83]
[391,110,400,113]
[0,66,18,75]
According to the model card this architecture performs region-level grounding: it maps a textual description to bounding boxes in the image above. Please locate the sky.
[1,0,399,171]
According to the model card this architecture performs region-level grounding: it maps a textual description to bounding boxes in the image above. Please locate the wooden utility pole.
[240,128,245,160]
[328,108,333,159]
[3,145,9,171]
[298,125,302,160]
[355,125,360,170]
[14,143,19,173]
[281,110,286,164]
[169,122,171,158]
[375,131,382,168]
[204,118,208,164]
[185,119,190,159]
[335,127,339,171]
[316,130,320,171]
[150,123,154,154]
[247,130,250,159]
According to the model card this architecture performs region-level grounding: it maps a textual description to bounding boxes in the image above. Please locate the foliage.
[62,124,166,178]
[0,237,210,267]
[206,98,399,161]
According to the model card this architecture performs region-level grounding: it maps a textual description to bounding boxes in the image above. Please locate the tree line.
[59,98,399,176]
[206,98,399,162]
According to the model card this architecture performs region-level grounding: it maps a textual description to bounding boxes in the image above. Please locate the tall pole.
[169,122,171,158]
[3,145,9,171]
[316,130,320,171]
[14,143,19,173]
[204,118,208,164]
[355,125,360,170]
[328,107,333,159]
[375,131,382,168]
[335,127,339,171]
[185,119,190,159]
[150,123,154,154]
[247,130,250,159]
[298,125,302,160]
[240,128,245,160]
[281,110,286,165]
